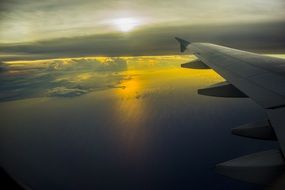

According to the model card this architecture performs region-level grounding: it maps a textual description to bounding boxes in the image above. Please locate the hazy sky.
[0,0,285,60]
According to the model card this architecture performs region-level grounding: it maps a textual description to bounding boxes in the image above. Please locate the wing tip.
[174,37,190,52]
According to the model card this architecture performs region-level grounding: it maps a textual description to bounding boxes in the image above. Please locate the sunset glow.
[112,18,140,32]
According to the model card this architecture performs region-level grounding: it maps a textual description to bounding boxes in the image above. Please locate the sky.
[0,0,285,60]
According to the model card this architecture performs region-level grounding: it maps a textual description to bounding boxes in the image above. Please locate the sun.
[113,18,140,32]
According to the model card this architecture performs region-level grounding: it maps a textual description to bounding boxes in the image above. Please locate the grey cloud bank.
[0,0,284,60]
[1,21,285,61]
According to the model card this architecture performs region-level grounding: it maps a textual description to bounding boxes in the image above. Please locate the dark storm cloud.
[1,21,285,61]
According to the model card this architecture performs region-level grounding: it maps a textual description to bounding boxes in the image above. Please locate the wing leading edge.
[175,37,285,187]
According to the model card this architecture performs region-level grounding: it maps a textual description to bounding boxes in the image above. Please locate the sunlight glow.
[113,18,140,32]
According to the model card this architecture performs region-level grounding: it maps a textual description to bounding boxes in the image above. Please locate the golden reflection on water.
[116,71,143,100]
[112,70,147,159]
[108,55,224,159]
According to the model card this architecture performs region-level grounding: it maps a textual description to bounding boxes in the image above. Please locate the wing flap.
[181,59,210,69]
[216,149,285,185]
[198,81,248,98]
[231,120,277,140]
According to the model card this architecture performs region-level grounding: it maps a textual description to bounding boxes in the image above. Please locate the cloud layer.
[0,57,128,101]
[1,21,285,61]
[0,0,284,60]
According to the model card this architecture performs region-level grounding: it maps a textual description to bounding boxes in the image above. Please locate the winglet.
[175,37,190,52]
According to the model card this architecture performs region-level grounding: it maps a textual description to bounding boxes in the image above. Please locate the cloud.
[47,87,88,97]
[47,58,127,72]
[1,21,285,61]
[0,0,284,43]
[0,57,128,102]
[0,61,8,72]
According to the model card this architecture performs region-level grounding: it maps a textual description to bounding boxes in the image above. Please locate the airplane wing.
[175,37,285,187]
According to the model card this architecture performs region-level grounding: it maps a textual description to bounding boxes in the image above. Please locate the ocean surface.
[0,55,280,189]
